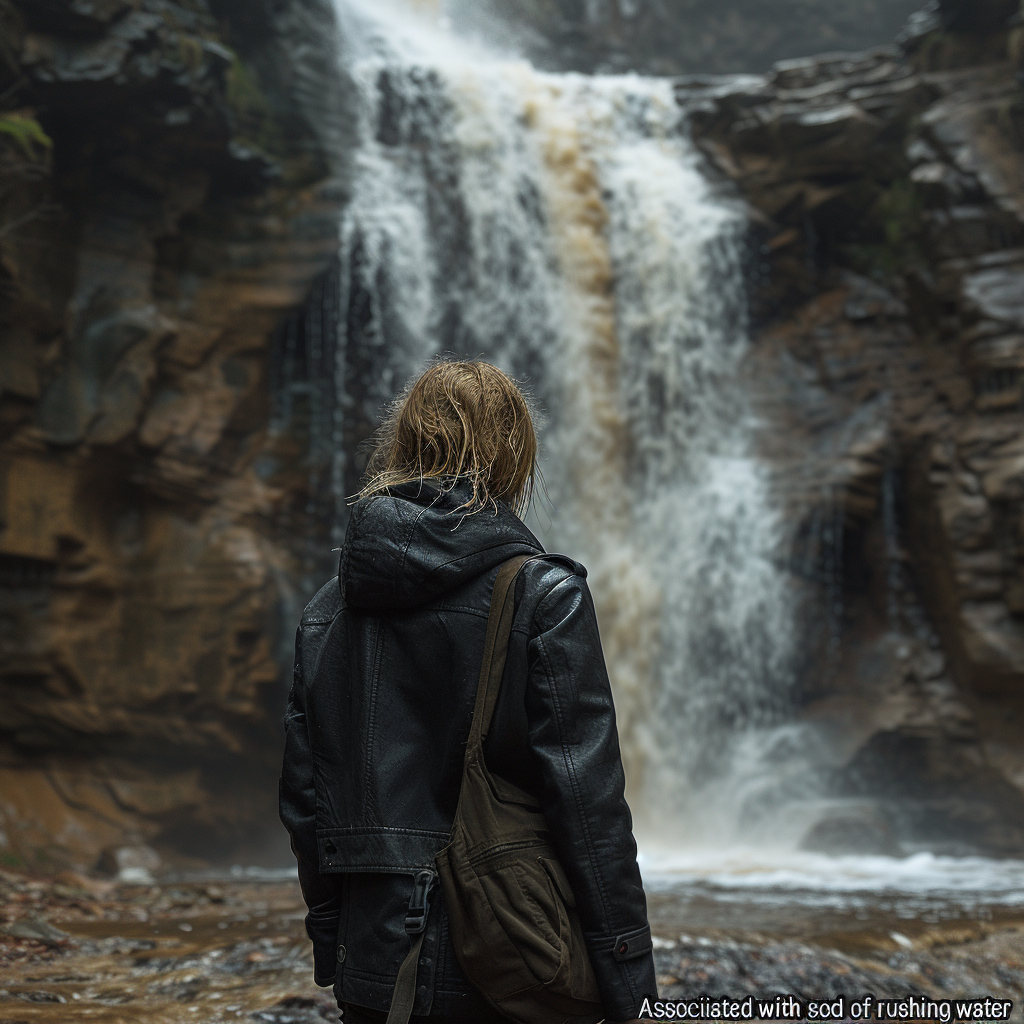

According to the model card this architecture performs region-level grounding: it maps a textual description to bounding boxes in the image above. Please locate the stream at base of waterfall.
[3,869,1024,1022]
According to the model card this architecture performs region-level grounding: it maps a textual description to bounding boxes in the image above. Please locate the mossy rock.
[0,113,52,158]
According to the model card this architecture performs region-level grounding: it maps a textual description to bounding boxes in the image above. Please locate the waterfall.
[326,0,804,849]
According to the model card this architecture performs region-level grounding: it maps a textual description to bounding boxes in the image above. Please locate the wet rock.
[1,919,68,945]
[16,989,67,1002]
[36,306,172,445]
[963,262,1024,328]
[27,0,144,36]
[938,489,993,549]
[657,940,922,1000]
[800,803,902,856]
[254,996,336,1022]
[960,602,1024,674]
[939,0,1019,35]
[444,0,925,76]
[0,0,344,868]
[843,274,908,321]
[689,28,1024,852]
[94,845,161,884]
[834,730,1024,854]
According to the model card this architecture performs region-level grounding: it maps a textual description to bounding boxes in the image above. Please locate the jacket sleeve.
[525,574,657,1021]
[279,624,342,987]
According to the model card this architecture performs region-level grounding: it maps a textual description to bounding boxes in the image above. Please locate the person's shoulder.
[520,554,596,635]
[301,578,343,626]
[520,552,588,595]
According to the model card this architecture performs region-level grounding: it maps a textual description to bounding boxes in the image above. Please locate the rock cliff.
[0,0,345,871]
[3,0,1024,871]
[680,0,1024,852]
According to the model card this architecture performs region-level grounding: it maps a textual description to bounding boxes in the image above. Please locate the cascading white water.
[331,0,807,849]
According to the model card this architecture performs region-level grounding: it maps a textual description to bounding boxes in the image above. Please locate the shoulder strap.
[465,554,537,757]
[385,930,426,1024]
[385,554,539,1024]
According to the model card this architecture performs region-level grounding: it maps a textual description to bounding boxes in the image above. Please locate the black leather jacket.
[279,480,656,1021]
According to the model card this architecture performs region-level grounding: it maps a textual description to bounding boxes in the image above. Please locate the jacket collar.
[341,479,544,611]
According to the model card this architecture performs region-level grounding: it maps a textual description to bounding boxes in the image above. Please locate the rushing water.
[641,851,1024,960]
[325,0,807,848]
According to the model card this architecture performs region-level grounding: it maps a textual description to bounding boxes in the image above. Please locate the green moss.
[879,177,923,250]
[844,175,926,277]
[176,33,205,72]
[0,851,24,868]
[0,114,53,158]
[226,56,285,160]
[227,56,266,117]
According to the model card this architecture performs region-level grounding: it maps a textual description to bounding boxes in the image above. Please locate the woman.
[280,360,656,1023]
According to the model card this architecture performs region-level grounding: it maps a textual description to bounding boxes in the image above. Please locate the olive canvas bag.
[435,554,603,1024]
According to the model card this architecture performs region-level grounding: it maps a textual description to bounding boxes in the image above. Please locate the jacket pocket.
[449,842,600,1004]
[537,856,599,1000]
[470,847,564,986]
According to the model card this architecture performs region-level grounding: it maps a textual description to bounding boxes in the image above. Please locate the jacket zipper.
[468,838,547,864]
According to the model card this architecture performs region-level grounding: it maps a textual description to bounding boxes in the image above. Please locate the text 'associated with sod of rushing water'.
[636,994,1014,1021]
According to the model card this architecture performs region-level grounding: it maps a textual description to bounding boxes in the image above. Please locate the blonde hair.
[356,359,538,517]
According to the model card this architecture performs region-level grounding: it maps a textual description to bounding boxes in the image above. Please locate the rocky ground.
[1,871,1023,1023]
[0,871,336,1024]
[655,932,1024,1019]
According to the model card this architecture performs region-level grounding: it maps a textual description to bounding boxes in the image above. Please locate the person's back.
[280,361,656,1023]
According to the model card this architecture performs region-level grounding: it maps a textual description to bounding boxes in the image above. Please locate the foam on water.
[641,849,1024,906]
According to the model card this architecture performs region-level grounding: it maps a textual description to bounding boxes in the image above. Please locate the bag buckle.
[404,869,436,935]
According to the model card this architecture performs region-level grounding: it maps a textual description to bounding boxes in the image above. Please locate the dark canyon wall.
[682,0,1024,853]
[0,0,346,871]
[2,0,1024,872]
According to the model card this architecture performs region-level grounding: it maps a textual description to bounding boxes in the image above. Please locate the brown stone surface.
[0,0,343,871]
[2,871,1024,1020]
[0,872,338,1022]
[683,13,1024,852]
[3,0,1024,867]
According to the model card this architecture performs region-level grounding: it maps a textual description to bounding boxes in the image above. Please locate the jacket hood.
[341,480,545,611]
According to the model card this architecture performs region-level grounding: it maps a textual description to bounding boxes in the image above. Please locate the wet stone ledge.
[678,20,1024,855]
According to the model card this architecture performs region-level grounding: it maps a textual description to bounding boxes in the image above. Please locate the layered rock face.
[3,0,1024,871]
[680,0,1024,852]
[0,0,345,870]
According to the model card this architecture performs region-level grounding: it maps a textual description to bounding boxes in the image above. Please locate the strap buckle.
[404,869,435,935]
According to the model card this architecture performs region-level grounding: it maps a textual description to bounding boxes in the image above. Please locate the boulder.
[799,801,901,855]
